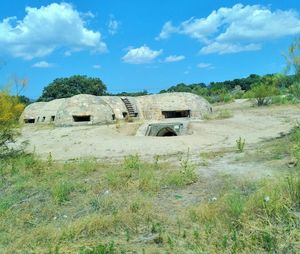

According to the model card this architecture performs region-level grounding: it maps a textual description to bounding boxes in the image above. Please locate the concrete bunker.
[20,92,212,126]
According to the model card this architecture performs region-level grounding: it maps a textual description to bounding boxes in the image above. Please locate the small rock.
[264,196,270,202]
[211,197,217,202]
[63,215,68,218]
[53,216,57,220]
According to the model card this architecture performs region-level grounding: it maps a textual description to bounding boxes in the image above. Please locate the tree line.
[35,73,297,106]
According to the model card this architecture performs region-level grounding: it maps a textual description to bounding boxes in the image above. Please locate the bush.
[0,91,24,157]
[289,82,300,99]
[248,76,280,106]
[203,109,233,120]
[206,92,233,104]
[51,181,74,204]
[79,242,117,254]
[270,94,297,105]
[236,137,245,152]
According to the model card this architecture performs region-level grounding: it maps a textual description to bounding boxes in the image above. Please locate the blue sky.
[0,0,300,99]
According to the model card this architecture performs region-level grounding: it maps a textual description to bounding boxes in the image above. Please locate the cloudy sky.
[0,0,300,98]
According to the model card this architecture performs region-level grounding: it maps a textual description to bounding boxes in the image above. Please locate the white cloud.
[200,42,261,55]
[157,4,300,54]
[0,3,107,59]
[122,45,162,64]
[164,55,185,62]
[92,64,101,69]
[108,15,120,35]
[32,61,53,68]
[197,63,213,69]
[156,21,178,40]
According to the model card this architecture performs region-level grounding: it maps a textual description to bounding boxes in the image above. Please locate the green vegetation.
[285,36,300,81]
[0,90,25,157]
[203,109,233,120]
[113,90,148,97]
[1,125,300,252]
[160,37,300,106]
[236,137,246,153]
[246,75,280,106]
[1,37,300,254]
[38,75,107,101]
[160,74,296,104]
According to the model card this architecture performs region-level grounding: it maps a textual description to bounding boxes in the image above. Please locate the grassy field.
[0,127,300,253]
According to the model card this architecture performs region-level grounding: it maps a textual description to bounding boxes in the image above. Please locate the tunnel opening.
[156,127,177,137]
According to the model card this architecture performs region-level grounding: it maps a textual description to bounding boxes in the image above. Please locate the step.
[121,97,138,117]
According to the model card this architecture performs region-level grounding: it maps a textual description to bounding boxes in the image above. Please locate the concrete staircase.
[121,97,138,117]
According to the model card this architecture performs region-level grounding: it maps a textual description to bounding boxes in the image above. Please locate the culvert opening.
[156,127,177,137]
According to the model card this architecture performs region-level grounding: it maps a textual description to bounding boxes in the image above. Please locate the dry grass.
[203,109,233,120]
[1,127,300,253]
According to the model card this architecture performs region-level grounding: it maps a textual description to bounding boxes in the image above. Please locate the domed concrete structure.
[55,94,114,126]
[135,92,212,120]
[20,92,212,126]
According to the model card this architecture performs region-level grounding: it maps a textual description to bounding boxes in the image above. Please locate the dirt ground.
[17,99,300,161]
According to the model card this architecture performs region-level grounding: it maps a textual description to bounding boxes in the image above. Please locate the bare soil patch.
[17,101,300,161]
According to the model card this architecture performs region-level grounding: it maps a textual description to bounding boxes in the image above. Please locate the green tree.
[285,37,300,80]
[0,91,24,156]
[113,89,148,97]
[284,37,300,99]
[248,75,280,106]
[38,75,107,101]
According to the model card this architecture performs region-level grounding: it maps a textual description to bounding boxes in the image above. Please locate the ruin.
[20,92,212,127]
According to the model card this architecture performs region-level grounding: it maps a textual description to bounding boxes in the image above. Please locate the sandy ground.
[17,100,300,161]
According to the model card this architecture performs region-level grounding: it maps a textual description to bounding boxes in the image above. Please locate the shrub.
[236,137,245,153]
[79,242,116,254]
[289,82,300,99]
[286,173,300,208]
[51,181,74,204]
[0,91,24,157]
[123,154,141,174]
[270,94,297,105]
[165,150,197,187]
[203,110,233,120]
[248,76,280,106]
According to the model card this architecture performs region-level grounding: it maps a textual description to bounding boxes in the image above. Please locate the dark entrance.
[24,118,35,124]
[162,110,190,118]
[156,127,177,137]
[72,115,91,122]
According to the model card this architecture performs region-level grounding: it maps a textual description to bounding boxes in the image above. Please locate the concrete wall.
[101,96,128,119]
